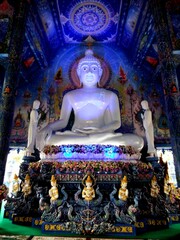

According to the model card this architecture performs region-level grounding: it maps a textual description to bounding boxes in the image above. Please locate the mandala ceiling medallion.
[69,1,110,35]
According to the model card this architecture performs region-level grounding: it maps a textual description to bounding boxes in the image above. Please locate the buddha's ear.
[77,66,80,78]
[99,68,103,78]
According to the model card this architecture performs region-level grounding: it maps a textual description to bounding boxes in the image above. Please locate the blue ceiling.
[20,0,160,75]
[1,0,179,82]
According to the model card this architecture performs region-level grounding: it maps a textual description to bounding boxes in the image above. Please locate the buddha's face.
[51,180,57,187]
[86,182,92,188]
[78,62,102,87]
[121,182,127,188]
[33,100,40,110]
[152,180,157,188]
[141,100,149,110]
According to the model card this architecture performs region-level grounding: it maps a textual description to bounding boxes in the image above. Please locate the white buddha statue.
[141,100,156,155]
[26,100,41,156]
[36,49,144,151]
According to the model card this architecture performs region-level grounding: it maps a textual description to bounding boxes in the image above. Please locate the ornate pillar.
[0,1,29,185]
[151,0,180,186]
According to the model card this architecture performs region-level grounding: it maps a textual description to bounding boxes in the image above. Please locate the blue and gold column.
[0,1,29,185]
[151,0,180,186]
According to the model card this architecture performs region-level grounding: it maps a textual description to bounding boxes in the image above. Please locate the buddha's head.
[33,100,40,110]
[77,49,103,87]
[85,175,93,187]
[51,175,57,187]
[141,100,149,110]
[25,174,30,183]
[14,174,19,181]
[151,175,157,187]
[121,175,127,187]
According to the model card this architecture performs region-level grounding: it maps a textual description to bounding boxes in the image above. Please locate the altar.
[5,155,177,237]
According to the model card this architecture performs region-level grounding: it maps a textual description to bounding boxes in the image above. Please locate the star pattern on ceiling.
[60,0,118,43]
[69,2,110,35]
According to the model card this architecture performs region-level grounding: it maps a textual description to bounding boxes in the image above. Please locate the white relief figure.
[141,100,156,156]
[26,100,41,156]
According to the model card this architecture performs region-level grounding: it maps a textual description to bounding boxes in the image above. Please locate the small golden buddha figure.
[82,175,95,201]
[22,174,32,197]
[169,183,176,204]
[49,175,59,203]
[118,175,128,201]
[150,175,160,198]
[175,187,180,200]
[164,173,171,196]
[12,174,20,197]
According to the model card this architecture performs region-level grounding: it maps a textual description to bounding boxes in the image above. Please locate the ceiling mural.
[0,2,177,72]
[29,0,157,53]
[120,0,144,48]
[1,0,179,79]
[60,0,119,43]
[0,0,179,100]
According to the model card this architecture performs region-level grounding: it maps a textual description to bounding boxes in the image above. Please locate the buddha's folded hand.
[74,127,99,134]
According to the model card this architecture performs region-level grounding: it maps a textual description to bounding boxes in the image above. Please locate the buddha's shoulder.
[101,88,118,97]
[93,88,117,96]
[64,89,79,97]
[101,88,114,93]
